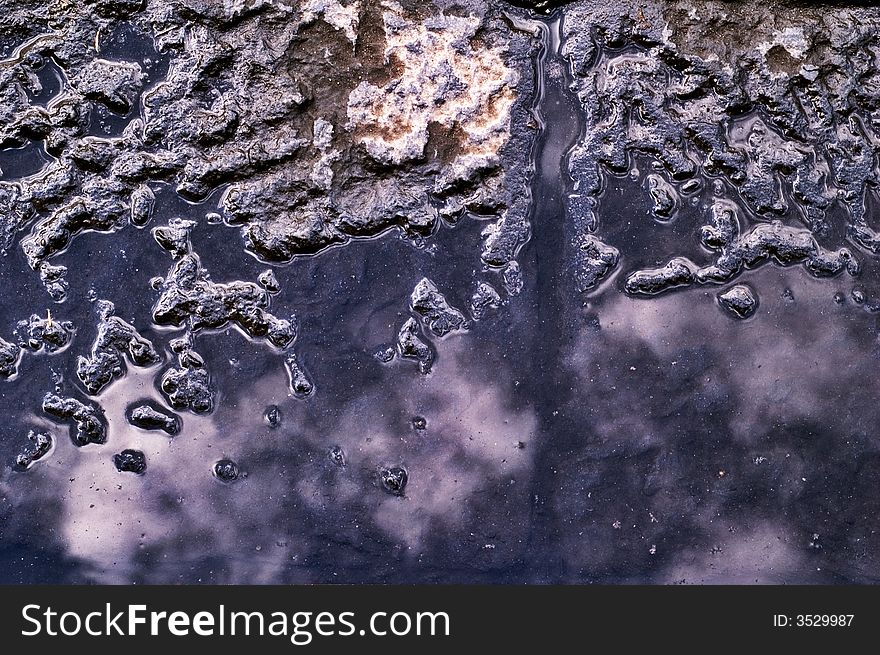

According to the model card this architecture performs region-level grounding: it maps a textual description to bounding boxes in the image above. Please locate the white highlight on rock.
[300,0,361,45]
[312,117,334,150]
[310,117,338,190]
[346,0,517,175]
[757,26,809,61]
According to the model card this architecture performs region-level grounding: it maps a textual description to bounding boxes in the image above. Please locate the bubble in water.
[412,416,427,430]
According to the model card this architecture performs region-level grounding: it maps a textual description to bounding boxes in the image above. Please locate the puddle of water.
[84,23,170,137]
[2,5,880,585]
[0,141,53,179]
[26,56,65,106]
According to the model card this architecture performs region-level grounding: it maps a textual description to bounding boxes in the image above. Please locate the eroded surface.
[2,0,880,584]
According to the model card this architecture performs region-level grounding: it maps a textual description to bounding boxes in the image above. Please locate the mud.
[718,284,759,319]
[114,448,146,474]
[2,0,880,585]
[128,403,179,435]
[14,430,52,469]
[76,299,160,394]
[41,393,106,446]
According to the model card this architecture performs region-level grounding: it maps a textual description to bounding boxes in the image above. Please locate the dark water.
[2,11,880,584]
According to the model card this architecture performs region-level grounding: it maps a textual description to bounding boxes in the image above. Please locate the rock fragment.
[502,261,524,296]
[213,459,240,482]
[160,337,214,414]
[284,352,314,398]
[76,300,160,395]
[646,174,678,221]
[328,445,345,467]
[129,184,155,226]
[574,235,619,292]
[0,337,21,379]
[718,285,759,319]
[42,393,107,446]
[410,278,467,337]
[152,218,196,258]
[624,258,696,296]
[265,405,282,428]
[380,466,408,496]
[152,253,296,349]
[373,346,396,363]
[258,270,280,294]
[470,282,502,320]
[396,318,434,374]
[697,203,858,284]
[16,312,74,353]
[128,404,180,435]
[114,449,146,474]
[71,59,144,113]
[38,263,69,302]
[15,430,53,469]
